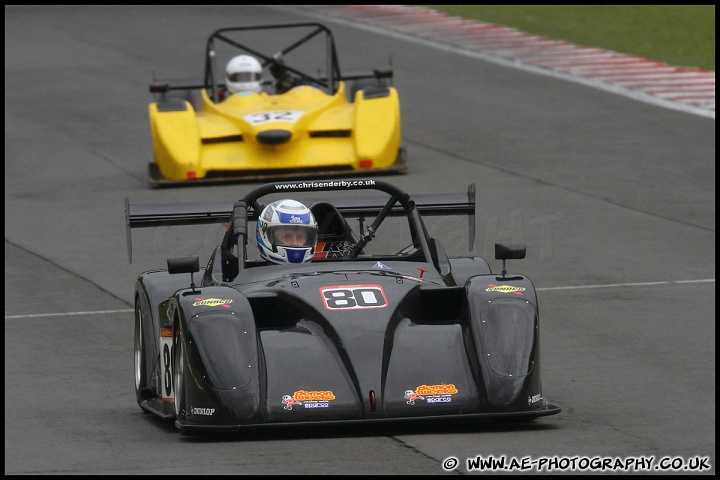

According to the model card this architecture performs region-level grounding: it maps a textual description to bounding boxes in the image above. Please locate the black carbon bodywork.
[128,179,560,433]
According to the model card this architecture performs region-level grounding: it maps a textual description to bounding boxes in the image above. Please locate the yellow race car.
[147,22,406,187]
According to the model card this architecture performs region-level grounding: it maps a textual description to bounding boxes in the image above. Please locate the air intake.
[257,129,292,145]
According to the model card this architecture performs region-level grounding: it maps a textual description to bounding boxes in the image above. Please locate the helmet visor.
[227,72,262,83]
[268,225,317,248]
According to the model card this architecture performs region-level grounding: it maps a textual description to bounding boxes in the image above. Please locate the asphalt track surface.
[5,5,715,475]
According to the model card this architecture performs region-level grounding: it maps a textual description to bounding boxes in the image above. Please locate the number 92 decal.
[320,285,388,310]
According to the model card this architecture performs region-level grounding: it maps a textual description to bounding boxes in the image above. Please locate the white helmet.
[257,199,318,265]
[225,55,262,94]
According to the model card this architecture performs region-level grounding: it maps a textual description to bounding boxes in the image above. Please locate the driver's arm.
[269,62,300,94]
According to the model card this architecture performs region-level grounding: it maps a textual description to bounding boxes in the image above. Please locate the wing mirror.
[494,242,525,281]
[168,256,200,291]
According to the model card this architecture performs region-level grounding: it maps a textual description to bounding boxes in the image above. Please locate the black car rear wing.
[125,180,475,263]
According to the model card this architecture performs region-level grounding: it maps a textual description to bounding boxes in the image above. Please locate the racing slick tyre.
[173,326,185,420]
[166,88,197,111]
[347,78,382,103]
[148,161,163,186]
[133,298,150,410]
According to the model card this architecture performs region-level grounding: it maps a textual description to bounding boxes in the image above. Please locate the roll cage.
[204,23,342,102]
[149,22,393,102]
[222,180,439,270]
[125,179,475,280]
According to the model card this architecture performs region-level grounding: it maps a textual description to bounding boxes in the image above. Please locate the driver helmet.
[225,55,262,94]
[257,199,318,264]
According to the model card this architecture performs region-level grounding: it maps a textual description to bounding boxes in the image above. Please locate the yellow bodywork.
[148,81,404,182]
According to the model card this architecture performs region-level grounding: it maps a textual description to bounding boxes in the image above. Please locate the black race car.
[126,179,560,433]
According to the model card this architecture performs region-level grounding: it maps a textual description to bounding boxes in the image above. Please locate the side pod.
[172,286,262,425]
[466,275,539,406]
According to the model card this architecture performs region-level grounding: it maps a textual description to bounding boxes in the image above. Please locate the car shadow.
[168,416,560,443]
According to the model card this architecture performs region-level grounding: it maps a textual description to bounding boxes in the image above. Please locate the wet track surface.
[5,5,715,475]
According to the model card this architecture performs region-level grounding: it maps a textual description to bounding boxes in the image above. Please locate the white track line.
[537,278,714,291]
[5,309,133,319]
[5,279,714,319]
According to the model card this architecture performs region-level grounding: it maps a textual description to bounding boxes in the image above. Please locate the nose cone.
[257,129,292,145]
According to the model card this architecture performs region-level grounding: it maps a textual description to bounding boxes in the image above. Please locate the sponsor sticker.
[293,390,336,401]
[313,241,354,259]
[282,390,336,410]
[192,297,233,308]
[405,384,458,405]
[190,407,216,416]
[426,396,452,403]
[485,284,526,295]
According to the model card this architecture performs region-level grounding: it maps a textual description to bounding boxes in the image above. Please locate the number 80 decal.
[320,285,388,310]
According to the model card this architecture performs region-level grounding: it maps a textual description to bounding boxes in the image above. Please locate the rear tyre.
[148,162,161,180]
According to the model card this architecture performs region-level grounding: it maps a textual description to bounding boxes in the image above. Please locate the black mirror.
[167,256,200,274]
[495,242,526,260]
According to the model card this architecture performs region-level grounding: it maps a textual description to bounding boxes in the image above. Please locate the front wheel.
[133,298,148,408]
[173,328,185,420]
[346,78,381,102]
